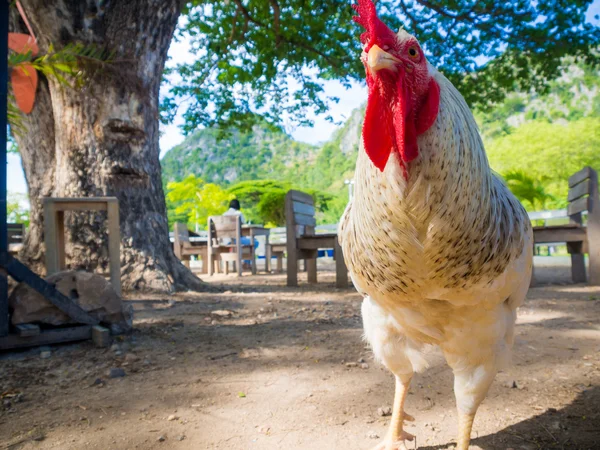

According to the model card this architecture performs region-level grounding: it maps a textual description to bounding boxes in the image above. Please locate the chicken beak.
[367,44,401,74]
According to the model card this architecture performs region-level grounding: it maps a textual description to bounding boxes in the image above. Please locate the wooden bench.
[285,190,348,288]
[207,215,254,277]
[173,222,208,274]
[532,167,599,285]
[8,223,25,256]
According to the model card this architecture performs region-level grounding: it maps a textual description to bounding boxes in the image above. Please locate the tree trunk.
[12,0,203,292]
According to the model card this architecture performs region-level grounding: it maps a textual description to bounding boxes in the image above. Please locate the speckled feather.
[339,65,533,370]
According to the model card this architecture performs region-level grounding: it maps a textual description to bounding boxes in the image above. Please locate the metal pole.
[0,0,10,336]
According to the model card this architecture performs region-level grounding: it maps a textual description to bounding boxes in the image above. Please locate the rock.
[9,271,133,334]
[360,363,369,369]
[157,435,166,442]
[177,435,186,441]
[367,431,379,439]
[167,414,178,421]
[358,358,366,363]
[40,347,51,359]
[109,368,126,378]
[377,406,392,417]
[211,310,234,317]
[345,362,358,368]
[125,353,140,363]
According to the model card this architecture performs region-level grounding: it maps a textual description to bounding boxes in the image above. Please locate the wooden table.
[242,225,270,274]
[43,197,121,296]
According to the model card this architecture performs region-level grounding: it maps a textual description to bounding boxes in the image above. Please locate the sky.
[7,0,600,195]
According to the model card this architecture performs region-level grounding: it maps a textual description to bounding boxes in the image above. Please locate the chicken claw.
[370,430,415,450]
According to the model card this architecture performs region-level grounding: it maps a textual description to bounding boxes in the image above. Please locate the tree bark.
[12,0,204,292]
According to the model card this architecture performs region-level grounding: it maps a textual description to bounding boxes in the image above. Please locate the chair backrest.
[173,222,190,258]
[8,223,25,244]
[285,190,316,240]
[208,215,242,244]
[568,167,599,225]
[269,227,287,244]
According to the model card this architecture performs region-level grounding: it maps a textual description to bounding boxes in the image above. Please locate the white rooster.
[338,1,533,449]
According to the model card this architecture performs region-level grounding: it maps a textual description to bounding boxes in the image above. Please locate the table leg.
[250,234,257,275]
[107,201,121,296]
[44,202,59,276]
[56,211,66,271]
[264,235,270,273]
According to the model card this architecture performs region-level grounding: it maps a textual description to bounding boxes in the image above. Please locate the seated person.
[222,199,257,268]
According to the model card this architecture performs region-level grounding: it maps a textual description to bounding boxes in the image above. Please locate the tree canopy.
[162,0,600,133]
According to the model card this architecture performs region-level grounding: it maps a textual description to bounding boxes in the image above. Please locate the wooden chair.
[207,215,254,277]
[173,222,208,274]
[285,190,348,288]
[532,166,599,284]
[266,227,286,273]
[8,223,25,256]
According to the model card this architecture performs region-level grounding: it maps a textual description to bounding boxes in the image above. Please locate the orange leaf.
[11,64,38,114]
[8,32,39,56]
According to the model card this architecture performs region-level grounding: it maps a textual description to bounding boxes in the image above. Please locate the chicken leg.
[372,375,415,450]
[451,363,496,450]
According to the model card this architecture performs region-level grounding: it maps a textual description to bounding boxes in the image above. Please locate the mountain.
[161,124,318,185]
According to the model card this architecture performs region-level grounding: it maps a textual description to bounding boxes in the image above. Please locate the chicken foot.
[371,375,415,450]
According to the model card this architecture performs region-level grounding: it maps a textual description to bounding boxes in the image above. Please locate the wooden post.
[588,168,600,285]
[107,200,121,296]
[208,218,214,276]
[334,237,348,288]
[250,232,257,275]
[264,234,270,273]
[44,200,59,276]
[306,225,317,284]
[285,192,298,286]
[236,217,242,277]
[568,242,587,283]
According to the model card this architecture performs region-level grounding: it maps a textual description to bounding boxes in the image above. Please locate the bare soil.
[1,263,599,450]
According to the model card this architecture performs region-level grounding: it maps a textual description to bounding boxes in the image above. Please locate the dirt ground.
[1,261,599,450]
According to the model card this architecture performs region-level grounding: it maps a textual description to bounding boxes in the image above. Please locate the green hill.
[161,125,318,186]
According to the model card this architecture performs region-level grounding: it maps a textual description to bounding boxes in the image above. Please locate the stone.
[211,310,234,317]
[345,362,357,368]
[377,406,392,417]
[125,353,140,363]
[109,368,126,378]
[157,435,166,442]
[367,431,379,439]
[167,414,178,421]
[9,270,133,334]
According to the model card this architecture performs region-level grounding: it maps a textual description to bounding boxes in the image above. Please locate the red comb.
[352,0,396,46]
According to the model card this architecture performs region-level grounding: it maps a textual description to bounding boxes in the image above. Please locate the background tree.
[166,175,232,231]
[501,170,554,211]
[164,0,600,132]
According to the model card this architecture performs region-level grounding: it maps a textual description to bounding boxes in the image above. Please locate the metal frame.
[1,0,10,338]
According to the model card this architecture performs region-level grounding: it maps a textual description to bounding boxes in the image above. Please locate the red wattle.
[362,80,395,171]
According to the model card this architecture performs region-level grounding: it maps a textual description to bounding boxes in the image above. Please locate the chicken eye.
[408,47,419,59]
[382,45,390,51]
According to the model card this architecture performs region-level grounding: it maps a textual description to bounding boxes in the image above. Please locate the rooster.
[338,1,533,449]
